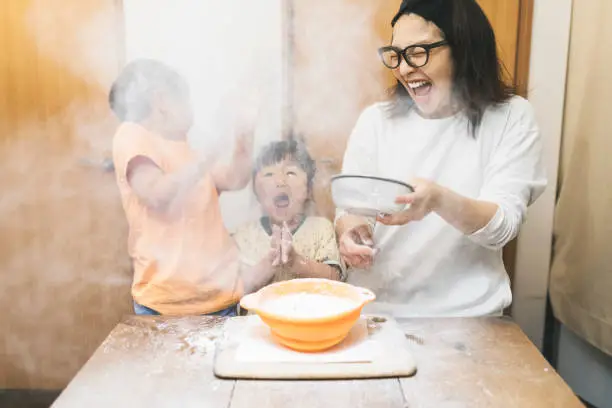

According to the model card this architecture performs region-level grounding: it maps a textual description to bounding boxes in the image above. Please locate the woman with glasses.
[335,0,547,317]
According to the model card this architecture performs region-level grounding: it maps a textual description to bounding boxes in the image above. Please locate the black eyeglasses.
[378,40,448,69]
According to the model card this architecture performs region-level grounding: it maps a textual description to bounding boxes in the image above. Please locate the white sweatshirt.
[338,96,547,317]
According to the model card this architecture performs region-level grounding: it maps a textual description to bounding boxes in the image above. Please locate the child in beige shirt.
[232,140,345,285]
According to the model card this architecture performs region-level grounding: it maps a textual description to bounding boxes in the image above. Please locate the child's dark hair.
[387,0,514,136]
[253,140,316,193]
[109,58,189,122]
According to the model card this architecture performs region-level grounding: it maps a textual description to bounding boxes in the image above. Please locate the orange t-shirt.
[112,122,243,315]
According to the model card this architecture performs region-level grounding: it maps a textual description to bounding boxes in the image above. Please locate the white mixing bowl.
[330,174,414,217]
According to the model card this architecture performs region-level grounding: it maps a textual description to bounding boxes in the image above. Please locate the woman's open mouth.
[273,193,290,209]
[407,80,432,97]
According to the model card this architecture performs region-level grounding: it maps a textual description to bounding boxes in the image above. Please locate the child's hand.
[269,224,282,266]
[280,222,295,265]
[235,128,254,159]
[234,98,259,158]
[268,222,297,267]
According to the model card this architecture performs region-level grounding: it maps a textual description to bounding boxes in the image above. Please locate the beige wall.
[0,0,129,389]
[510,0,572,349]
[549,0,612,356]
[122,0,286,232]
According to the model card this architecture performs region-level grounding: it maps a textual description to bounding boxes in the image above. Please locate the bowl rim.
[245,278,375,323]
[330,174,414,192]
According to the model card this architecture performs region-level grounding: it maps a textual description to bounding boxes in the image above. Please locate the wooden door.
[478,0,521,84]
[0,0,128,389]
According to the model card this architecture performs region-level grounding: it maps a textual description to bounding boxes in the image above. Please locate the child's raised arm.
[127,154,214,213]
[211,128,254,192]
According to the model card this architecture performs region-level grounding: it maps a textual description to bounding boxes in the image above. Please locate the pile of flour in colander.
[262,293,358,319]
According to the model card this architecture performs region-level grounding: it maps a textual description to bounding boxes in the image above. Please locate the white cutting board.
[213,314,417,380]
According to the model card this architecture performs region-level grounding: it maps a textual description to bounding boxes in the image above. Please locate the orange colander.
[240,278,376,352]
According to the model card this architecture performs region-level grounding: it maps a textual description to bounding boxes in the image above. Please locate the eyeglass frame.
[378,40,449,69]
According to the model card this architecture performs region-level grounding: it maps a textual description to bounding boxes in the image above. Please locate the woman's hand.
[377,178,442,226]
[339,224,377,269]
[376,178,499,234]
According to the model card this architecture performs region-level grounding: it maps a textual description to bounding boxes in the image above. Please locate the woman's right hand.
[339,224,377,269]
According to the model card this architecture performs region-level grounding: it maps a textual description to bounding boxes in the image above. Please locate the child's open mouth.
[273,193,290,209]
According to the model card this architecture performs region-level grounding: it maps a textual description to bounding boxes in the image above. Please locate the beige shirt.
[232,216,346,282]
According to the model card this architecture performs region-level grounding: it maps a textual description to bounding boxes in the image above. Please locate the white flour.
[261,293,358,319]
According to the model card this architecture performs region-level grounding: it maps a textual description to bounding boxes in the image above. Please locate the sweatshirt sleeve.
[468,98,548,250]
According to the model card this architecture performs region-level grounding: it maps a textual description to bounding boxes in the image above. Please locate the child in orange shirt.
[110,59,276,316]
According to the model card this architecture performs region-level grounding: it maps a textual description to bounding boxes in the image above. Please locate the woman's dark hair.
[388,0,514,135]
[252,139,316,194]
[109,58,188,122]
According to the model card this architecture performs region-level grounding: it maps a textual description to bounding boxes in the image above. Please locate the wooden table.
[52,315,584,408]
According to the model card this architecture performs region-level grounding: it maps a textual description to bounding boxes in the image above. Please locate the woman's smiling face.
[391,13,455,118]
